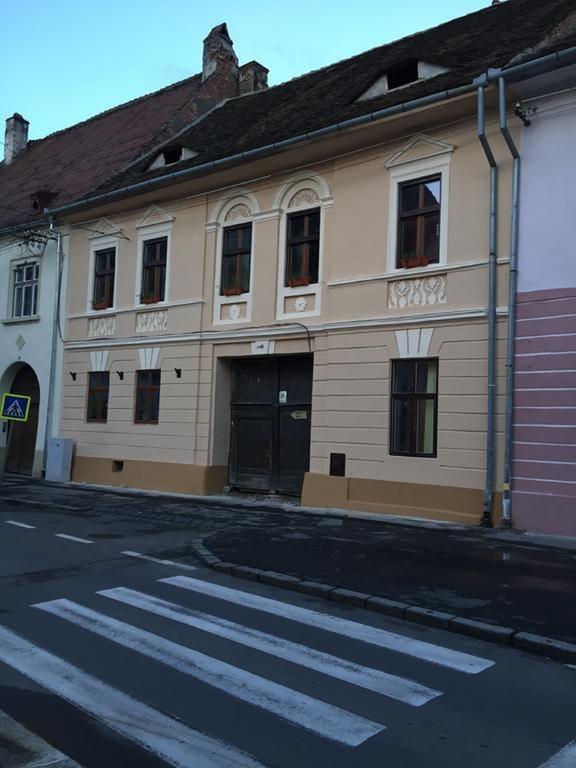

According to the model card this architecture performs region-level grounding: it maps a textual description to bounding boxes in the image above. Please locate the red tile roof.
[0,70,236,230]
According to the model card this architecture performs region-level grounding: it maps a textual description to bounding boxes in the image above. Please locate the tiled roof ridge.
[26,71,202,146]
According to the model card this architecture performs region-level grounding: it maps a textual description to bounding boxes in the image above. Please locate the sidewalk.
[1,475,575,648]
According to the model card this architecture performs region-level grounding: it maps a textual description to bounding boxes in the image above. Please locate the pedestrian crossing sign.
[1,393,31,422]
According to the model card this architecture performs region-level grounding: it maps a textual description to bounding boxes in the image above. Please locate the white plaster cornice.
[64,306,509,350]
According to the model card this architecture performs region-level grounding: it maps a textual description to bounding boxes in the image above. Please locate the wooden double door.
[228,355,313,496]
[5,365,40,475]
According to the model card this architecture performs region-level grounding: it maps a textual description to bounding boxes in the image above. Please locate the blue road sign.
[1,393,32,422]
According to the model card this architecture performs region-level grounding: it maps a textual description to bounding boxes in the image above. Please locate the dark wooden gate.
[229,355,313,496]
[5,365,40,475]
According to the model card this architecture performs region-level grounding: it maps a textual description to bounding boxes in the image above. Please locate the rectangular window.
[390,358,438,457]
[134,369,161,424]
[141,237,167,303]
[12,262,39,318]
[92,248,115,310]
[221,224,252,296]
[397,176,440,269]
[285,208,320,287]
[86,371,110,423]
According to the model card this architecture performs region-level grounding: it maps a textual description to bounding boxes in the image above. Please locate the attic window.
[148,145,197,170]
[357,60,451,102]
[163,146,183,165]
[387,60,419,90]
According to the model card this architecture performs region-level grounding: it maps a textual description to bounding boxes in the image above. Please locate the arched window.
[274,176,332,320]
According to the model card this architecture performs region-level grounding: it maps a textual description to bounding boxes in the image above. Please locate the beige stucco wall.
[60,108,514,521]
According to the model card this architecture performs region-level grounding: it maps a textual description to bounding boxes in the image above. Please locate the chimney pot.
[202,23,238,83]
[239,61,269,95]
[4,113,29,165]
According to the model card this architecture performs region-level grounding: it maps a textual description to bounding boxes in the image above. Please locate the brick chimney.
[4,113,29,164]
[202,23,238,83]
[239,61,269,95]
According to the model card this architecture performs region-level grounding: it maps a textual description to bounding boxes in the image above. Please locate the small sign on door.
[279,390,287,404]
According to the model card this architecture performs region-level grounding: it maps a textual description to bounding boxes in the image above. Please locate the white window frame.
[275,176,332,321]
[386,153,451,274]
[135,222,172,308]
[87,235,119,314]
[10,258,40,319]
[211,196,258,325]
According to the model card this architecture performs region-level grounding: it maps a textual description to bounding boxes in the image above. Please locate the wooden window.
[86,371,109,423]
[397,176,441,269]
[390,358,438,457]
[12,262,39,318]
[134,369,161,424]
[285,208,320,287]
[141,237,167,303]
[221,223,252,296]
[92,248,115,310]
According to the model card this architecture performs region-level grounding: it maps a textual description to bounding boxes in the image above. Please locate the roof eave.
[46,42,576,220]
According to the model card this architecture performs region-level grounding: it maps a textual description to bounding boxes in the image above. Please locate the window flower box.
[140,293,160,305]
[92,299,110,311]
[287,276,312,288]
[221,286,244,296]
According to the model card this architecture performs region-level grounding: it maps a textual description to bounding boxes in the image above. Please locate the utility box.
[45,438,74,483]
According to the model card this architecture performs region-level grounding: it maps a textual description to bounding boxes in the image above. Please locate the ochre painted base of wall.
[302,473,502,526]
[71,456,227,496]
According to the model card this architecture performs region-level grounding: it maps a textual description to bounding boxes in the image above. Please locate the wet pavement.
[1,475,575,644]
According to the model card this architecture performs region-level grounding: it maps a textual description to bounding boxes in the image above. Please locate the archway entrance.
[5,365,40,475]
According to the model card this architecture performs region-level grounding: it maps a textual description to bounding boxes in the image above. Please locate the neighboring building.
[49,0,576,526]
[0,24,255,477]
[512,78,576,535]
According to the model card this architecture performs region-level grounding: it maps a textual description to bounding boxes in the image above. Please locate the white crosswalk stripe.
[0,573,501,766]
[538,741,576,767]
[98,586,442,706]
[34,598,385,747]
[0,624,265,768]
[162,575,495,674]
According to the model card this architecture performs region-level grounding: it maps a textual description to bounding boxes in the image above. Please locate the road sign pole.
[0,421,12,486]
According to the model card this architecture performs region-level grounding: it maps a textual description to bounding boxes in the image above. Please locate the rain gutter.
[497,76,521,529]
[476,84,498,528]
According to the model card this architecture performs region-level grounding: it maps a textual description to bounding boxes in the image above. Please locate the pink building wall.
[513,92,576,535]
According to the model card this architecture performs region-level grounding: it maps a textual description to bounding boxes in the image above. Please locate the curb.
[189,540,576,665]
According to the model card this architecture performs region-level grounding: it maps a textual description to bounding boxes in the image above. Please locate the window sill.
[2,315,40,325]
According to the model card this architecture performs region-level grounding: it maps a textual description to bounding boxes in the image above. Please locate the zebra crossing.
[0,572,498,767]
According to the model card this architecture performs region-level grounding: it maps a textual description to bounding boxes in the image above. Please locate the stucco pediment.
[385,134,455,169]
[86,217,126,240]
[135,205,175,230]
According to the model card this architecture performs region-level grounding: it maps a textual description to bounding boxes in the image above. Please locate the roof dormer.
[148,144,197,170]
[357,59,451,102]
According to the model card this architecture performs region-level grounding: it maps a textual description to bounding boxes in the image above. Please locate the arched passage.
[3,364,40,475]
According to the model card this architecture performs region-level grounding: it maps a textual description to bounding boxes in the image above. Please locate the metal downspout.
[42,223,62,475]
[498,76,521,528]
[477,85,498,528]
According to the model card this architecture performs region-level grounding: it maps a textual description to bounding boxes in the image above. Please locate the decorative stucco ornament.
[225,203,251,222]
[388,274,447,308]
[88,316,116,337]
[228,304,241,321]
[288,188,320,208]
[15,335,26,351]
[294,297,308,312]
[136,310,168,333]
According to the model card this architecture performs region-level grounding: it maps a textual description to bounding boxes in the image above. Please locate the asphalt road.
[0,492,575,767]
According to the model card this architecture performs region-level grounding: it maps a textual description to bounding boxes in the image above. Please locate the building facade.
[512,87,576,535]
[29,0,575,528]
[59,108,513,525]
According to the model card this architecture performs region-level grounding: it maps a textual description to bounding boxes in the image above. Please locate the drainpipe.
[476,83,498,528]
[42,220,62,475]
[498,76,521,528]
